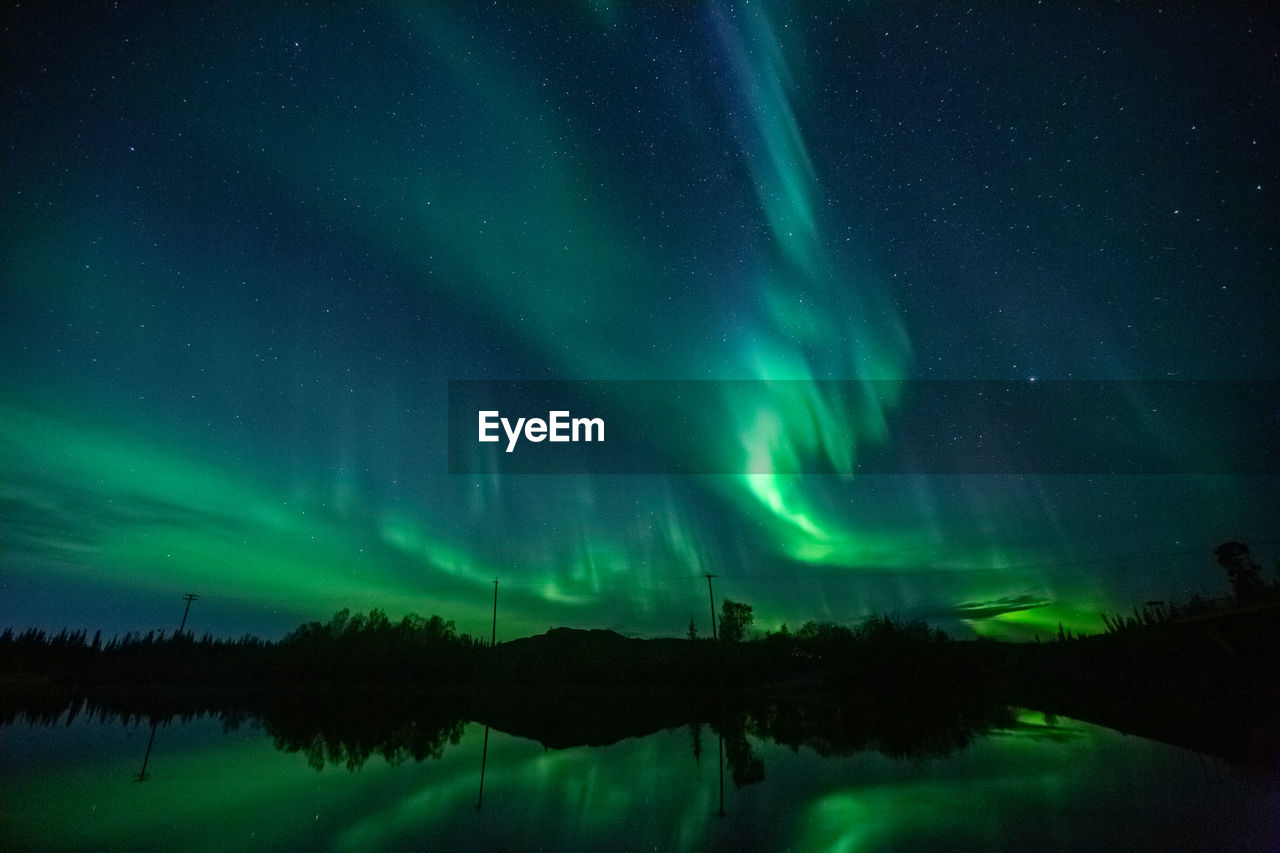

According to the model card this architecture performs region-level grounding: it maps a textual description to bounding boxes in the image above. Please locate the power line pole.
[704,574,717,641]
[178,593,198,635]
[490,579,499,647]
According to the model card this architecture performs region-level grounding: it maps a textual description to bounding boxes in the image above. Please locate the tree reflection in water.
[1,685,1019,780]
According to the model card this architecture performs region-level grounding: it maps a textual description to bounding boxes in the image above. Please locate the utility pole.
[490,579,499,647]
[704,574,717,641]
[177,593,198,635]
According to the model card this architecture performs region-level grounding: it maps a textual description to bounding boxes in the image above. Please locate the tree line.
[0,607,487,687]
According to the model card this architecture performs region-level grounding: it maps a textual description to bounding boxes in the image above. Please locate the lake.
[2,703,1277,851]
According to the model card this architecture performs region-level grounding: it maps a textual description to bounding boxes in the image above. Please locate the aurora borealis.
[3,3,1278,643]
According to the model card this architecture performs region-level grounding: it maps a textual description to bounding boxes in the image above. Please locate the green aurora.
[2,2,1277,643]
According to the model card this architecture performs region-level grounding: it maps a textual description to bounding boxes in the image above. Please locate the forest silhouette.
[3,555,1278,774]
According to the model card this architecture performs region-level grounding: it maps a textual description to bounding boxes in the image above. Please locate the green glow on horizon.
[966,599,1108,641]
[0,399,1122,641]
[0,405,451,619]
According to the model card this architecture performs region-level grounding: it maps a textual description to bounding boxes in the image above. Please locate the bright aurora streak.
[2,2,1277,643]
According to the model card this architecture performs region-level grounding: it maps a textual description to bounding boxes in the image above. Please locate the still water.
[2,708,1277,851]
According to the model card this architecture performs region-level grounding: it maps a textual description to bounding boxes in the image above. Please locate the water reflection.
[134,720,159,782]
[1,693,1277,850]
[2,687,1021,778]
[263,695,466,772]
[475,724,489,810]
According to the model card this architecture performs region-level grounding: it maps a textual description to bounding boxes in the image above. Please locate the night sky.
[3,2,1277,643]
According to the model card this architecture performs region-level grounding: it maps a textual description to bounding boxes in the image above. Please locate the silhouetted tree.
[1215,541,1264,599]
[797,620,854,648]
[686,617,697,641]
[721,720,765,786]
[719,600,753,643]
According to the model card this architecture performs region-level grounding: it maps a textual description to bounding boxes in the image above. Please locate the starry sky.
[3,2,1277,642]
